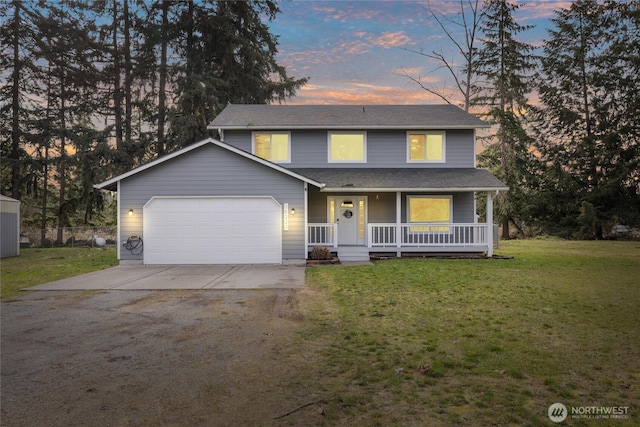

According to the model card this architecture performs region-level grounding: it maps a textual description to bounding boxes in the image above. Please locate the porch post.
[486,191,494,257]
[396,191,402,257]
[304,183,309,259]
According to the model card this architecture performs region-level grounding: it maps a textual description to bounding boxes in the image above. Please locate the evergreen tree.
[34,0,102,242]
[475,0,538,238]
[536,0,640,237]
[0,0,42,200]
[2,0,307,233]
[166,0,308,151]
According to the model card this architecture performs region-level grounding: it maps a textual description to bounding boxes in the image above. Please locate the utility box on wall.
[0,195,21,258]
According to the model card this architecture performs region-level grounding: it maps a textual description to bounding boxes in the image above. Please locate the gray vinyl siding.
[368,192,396,222]
[223,129,475,168]
[118,144,306,262]
[452,193,475,223]
[221,130,252,153]
[307,190,475,224]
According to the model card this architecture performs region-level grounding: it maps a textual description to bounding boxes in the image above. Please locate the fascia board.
[320,186,509,192]
[95,137,325,191]
[208,125,491,130]
[208,139,325,188]
[95,138,214,190]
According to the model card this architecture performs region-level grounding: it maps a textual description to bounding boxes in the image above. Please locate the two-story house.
[97,104,507,265]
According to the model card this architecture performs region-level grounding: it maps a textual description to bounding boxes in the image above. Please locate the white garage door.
[143,197,282,264]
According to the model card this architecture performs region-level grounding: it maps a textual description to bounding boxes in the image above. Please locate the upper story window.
[253,132,290,163]
[407,131,446,163]
[328,132,366,163]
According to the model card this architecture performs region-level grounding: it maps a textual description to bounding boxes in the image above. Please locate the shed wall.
[0,198,20,258]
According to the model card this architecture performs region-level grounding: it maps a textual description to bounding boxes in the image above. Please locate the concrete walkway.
[28,264,306,291]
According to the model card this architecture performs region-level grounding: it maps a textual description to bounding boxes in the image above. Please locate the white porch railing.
[308,223,338,247]
[368,223,488,248]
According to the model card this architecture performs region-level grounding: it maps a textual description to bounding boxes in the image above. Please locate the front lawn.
[296,240,639,425]
[0,247,118,299]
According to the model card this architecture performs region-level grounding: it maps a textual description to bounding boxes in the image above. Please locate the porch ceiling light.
[290,208,295,215]
[128,209,134,216]
[341,200,354,208]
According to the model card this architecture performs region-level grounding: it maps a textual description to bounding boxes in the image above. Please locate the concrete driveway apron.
[27,265,305,291]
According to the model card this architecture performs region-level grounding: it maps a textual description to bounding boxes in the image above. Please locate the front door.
[328,196,367,245]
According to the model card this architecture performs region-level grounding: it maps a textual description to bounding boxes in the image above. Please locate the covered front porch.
[295,168,508,261]
[307,192,497,260]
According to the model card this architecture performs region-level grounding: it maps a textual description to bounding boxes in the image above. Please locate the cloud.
[516,0,574,20]
[284,80,463,106]
[310,3,388,22]
[369,32,413,48]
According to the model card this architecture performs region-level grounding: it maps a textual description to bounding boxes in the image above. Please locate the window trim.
[252,131,291,163]
[406,195,453,224]
[328,131,367,163]
[406,131,446,163]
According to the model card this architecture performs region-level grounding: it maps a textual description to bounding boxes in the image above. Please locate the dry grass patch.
[1,247,117,298]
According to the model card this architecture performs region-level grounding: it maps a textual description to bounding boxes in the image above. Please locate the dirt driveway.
[1,289,324,426]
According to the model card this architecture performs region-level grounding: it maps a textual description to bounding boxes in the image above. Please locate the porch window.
[407,131,445,162]
[253,132,290,163]
[407,195,452,231]
[329,132,366,162]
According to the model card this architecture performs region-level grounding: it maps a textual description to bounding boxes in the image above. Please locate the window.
[407,196,452,231]
[253,132,290,162]
[329,132,366,162]
[407,131,445,162]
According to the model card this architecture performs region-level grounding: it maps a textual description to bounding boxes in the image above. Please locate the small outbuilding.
[0,195,21,258]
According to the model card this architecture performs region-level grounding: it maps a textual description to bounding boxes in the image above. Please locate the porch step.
[337,246,371,262]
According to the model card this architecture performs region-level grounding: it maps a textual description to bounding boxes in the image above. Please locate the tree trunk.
[56,79,66,245]
[157,0,169,157]
[10,1,22,200]
[123,0,133,160]
[501,216,510,240]
[40,146,48,247]
[113,0,124,152]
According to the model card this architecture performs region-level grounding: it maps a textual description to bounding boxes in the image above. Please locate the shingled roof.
[291,168,508,192]
[208,104,489,130]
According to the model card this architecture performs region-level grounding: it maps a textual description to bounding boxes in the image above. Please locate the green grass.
[297,240,640,426]
[0,247,118,299]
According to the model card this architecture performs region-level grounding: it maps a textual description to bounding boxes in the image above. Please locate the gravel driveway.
[1,289,319,426]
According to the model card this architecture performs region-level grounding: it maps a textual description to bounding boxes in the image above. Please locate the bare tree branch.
[400,0,482,112]
[396,67,454,105]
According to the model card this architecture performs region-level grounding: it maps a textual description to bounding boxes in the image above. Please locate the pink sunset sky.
[268,0,573,105]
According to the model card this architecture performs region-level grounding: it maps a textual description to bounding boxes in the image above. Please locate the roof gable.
[208,104,489,130]
[95,137,324,191]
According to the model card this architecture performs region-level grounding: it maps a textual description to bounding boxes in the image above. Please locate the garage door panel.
[143,197,282,264]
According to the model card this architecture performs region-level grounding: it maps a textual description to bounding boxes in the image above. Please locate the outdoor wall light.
[290,208,296,215]
[128,209,134,216]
